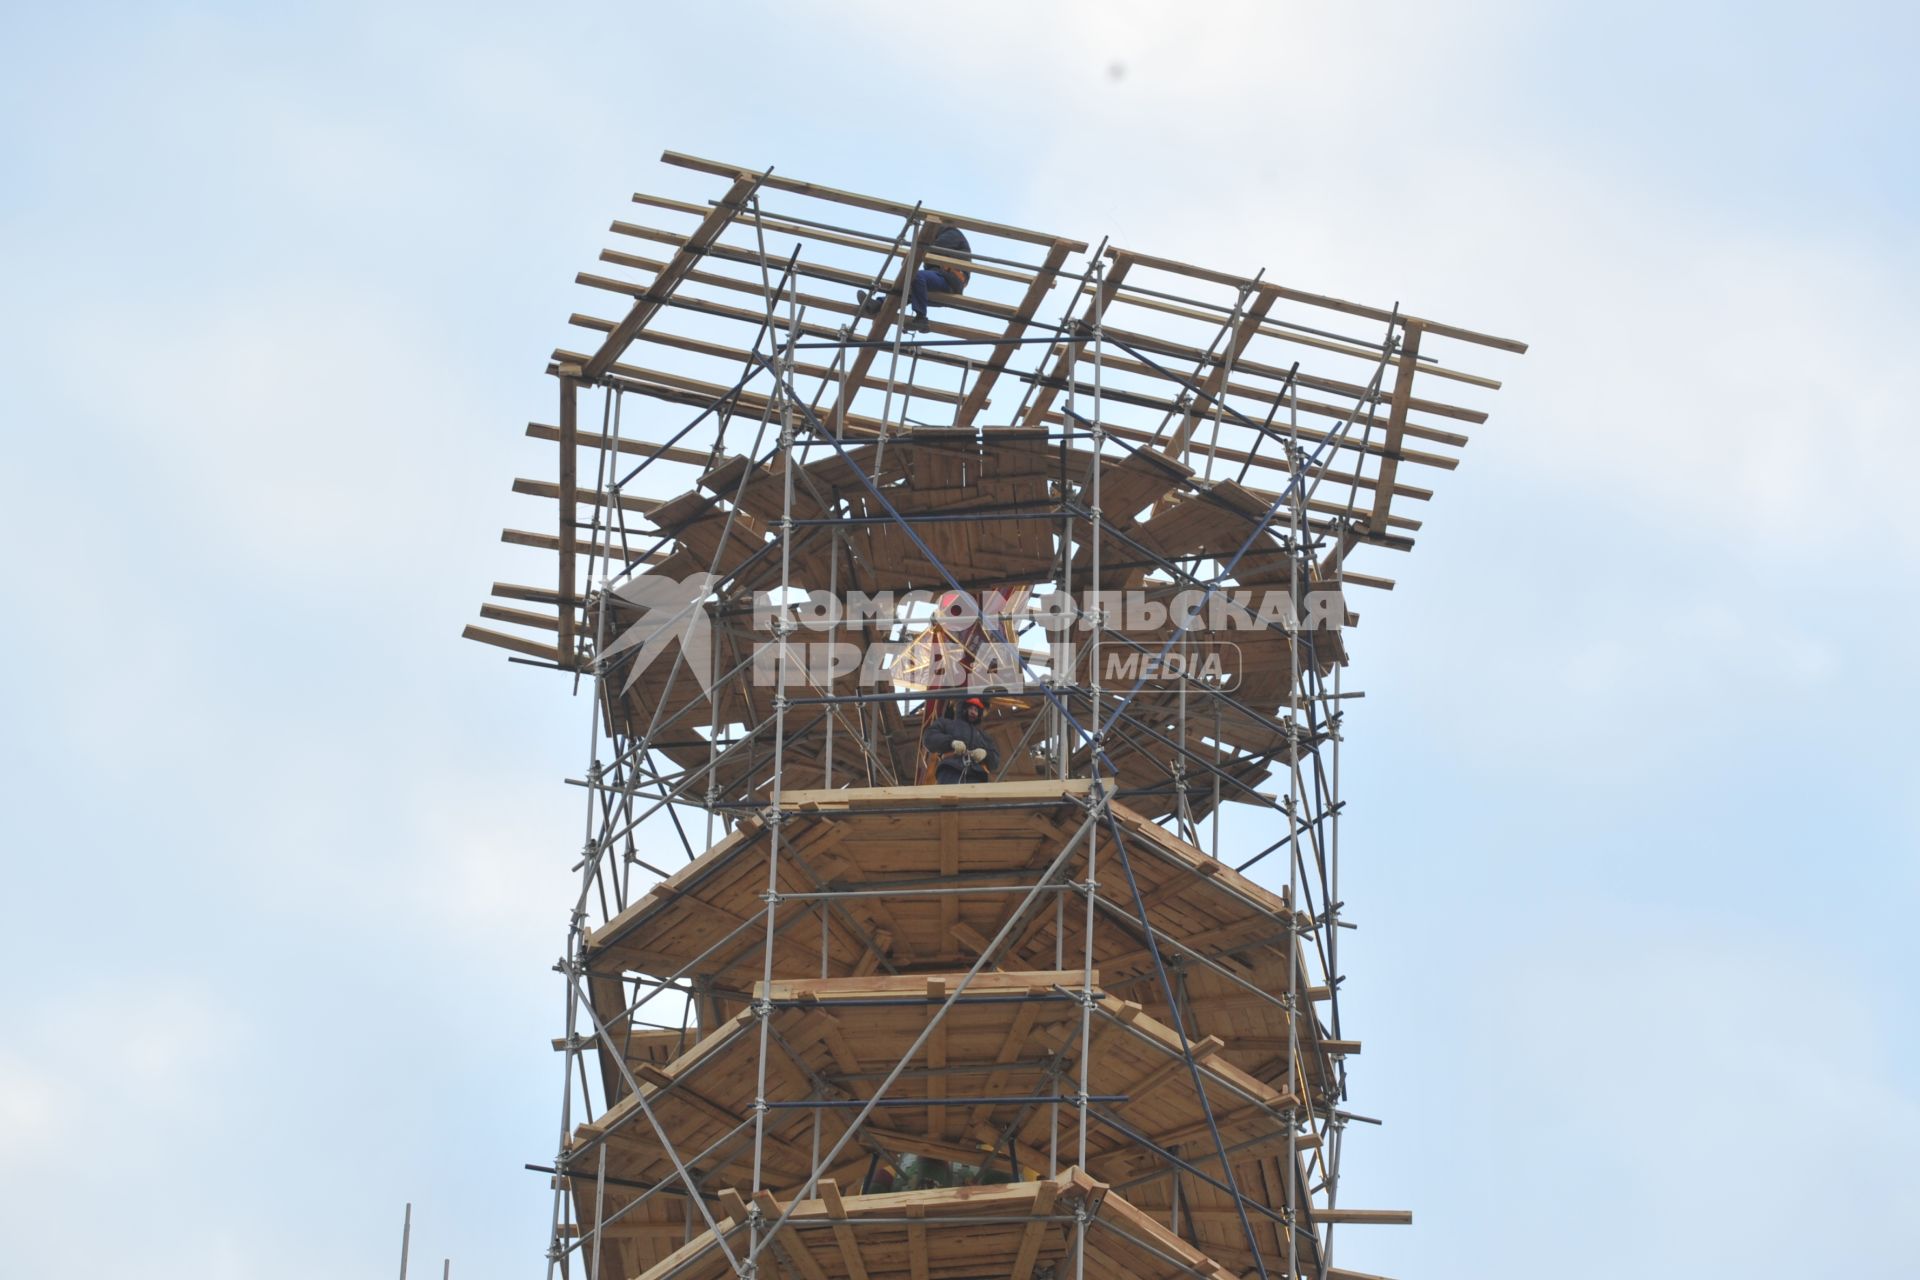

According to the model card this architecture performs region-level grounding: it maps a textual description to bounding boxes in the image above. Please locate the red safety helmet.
[963,696,989,715]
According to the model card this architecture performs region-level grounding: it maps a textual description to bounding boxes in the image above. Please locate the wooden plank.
[1158,287,1279,463]
[760,970,1088,1002]
[755,1191,833,1280]
[513,476,661,515]
[462,623,561,663]
[584,173,761,381]
[1313,1208,1412,1225]
[1115,246,1527,353]
[1368,321,1424,532]
[952,241,1073,428]
[778,779,1092,811]
[1112,1035,1225,1112]
[816,1181,870,1280]
[601,223,1018,306]
[717,1188,752,1226]
[527,421,712,467]
[555,371,578,666]
[549,346,899,442]
[1048,337,1476,447]
[1022,253,1132,428]
[501,527,666,565]
[661,151,1087,251]
[1008,1180,1058,1280]
[939,810,960,942]
[963,989,1049,1133]
[906,1203,927,1280]
[727,199,1036,284]
[927,977,948,1137]
[1033,364,1460,472]
[1267,281,1527,354]
[1091,270,1502,391]
[481,602,558,633]
[568,305,964,406]
[1072,422,1432,504]
[813,211,934,434]
[587,254,861,330]
[492,580,566,606]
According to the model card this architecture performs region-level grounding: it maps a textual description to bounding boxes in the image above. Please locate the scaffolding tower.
[464,151,1526,1280]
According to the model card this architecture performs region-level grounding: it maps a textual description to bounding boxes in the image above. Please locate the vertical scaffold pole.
[749,266,802,1278]
[1077,252,1109,1280]
[1286,373,1303,1280]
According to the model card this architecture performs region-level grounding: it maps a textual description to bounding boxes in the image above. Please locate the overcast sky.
[2,2,1916,1277]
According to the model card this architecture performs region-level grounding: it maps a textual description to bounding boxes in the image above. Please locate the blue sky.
[2,2,1915,1277]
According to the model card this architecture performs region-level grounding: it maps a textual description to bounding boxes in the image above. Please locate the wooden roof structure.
[470,152,1524,1280]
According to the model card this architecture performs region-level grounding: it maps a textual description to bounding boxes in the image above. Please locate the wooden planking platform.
[582,784,1343,1103]
[614,1170,1246,1280]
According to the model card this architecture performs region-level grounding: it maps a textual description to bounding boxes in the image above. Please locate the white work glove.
[969,748,987,763]
[950,738,968,754]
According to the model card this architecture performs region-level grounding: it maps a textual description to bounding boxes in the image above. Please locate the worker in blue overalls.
[863,220,972,332]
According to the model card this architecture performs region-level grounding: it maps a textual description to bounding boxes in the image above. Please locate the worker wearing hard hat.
[923,695,999,784]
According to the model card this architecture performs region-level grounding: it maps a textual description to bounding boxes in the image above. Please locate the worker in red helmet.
[922,695,999,784]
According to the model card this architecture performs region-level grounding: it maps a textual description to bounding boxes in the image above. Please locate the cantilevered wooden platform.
[582,783,1339,1095]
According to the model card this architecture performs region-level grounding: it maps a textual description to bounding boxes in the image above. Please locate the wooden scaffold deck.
[467,152,1525,1280]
